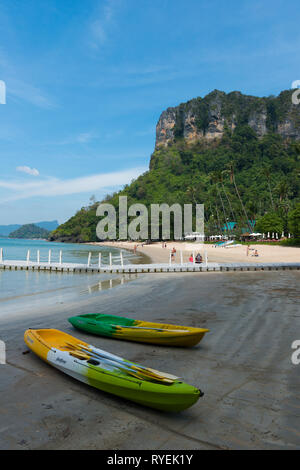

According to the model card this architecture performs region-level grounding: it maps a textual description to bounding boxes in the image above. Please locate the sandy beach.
[87,240,300,265]
[0,268,299,450]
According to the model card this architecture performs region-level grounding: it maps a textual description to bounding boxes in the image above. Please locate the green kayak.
[68,313,209,347]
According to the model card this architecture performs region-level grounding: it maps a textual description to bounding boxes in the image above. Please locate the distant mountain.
[0,220,58,237]
[0,225,20,237]
[8,224,50,239]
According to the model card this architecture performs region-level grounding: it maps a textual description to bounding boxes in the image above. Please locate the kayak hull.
[24,329,202,412]
[68,314,209,347]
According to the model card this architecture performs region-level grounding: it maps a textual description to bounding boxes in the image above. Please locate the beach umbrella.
[276,233,278,239]
[267,232,270,238]
[288,233,291,238]
[262,233,265,239]
[272,232,274,239]
[281,231,284,238]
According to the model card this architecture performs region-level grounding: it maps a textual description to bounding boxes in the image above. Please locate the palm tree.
[278,199,290,234]
[224,162,253,233]
[186,185,197,205]
[276,179,289,203]
[214,200,222,233]
[210,172,230,232]
[208,202,219,233]
[261,164,275,211]
[220,170,237,223]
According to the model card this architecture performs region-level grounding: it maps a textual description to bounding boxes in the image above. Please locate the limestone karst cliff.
[155,89,300,148]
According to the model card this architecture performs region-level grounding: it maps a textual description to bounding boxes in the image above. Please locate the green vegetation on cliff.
[50,124,300,242]
[49,205,99,243]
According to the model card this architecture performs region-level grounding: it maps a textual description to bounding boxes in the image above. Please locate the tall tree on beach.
[224,162,253,233]
[208,202,219,233]
[210,172,230,232]
[220,170,237,223]
[214,201,222,233]
[261,164,275,211]
[186,185,197,205]
[276,179,290,204]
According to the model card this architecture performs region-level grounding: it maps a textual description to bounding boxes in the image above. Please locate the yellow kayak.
[24,329,203,411]
[68,314,209,347]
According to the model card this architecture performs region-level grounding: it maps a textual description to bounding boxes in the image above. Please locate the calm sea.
[0,238,134,264]
[0,239,140,320]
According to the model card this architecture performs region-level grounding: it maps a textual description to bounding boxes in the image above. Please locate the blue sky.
[0,0,299,224]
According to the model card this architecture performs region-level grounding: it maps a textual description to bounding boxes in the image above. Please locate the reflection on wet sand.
[81,273,139,295]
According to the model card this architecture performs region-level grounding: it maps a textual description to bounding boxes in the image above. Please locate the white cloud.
[88,0,119,49]
[76,132,96,143]
[90,21,107,47]
[16,166,40,176]
[8,78,56,109]
[44,131,98,146]
[0,167,146,203]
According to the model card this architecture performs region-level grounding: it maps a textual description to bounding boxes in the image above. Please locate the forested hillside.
[50,89,300,243]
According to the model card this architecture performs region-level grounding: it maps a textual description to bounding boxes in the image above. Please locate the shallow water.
[0,238,137,264]
[0,238,141,320]
[0,269,139,320]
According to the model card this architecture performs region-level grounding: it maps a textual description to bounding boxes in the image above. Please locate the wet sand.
[0,270,299,450]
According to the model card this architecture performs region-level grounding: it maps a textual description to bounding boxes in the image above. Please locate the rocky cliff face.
[155,89,300,148]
